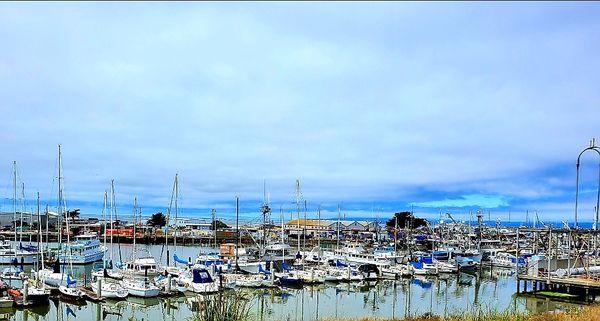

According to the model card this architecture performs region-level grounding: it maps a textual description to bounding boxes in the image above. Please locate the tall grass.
[188,291,253,321]
[320,303,598,321]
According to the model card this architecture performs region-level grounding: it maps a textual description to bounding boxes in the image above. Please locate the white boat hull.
[122,279,160,298]
[0,252,38,265]
[91,281,128,299]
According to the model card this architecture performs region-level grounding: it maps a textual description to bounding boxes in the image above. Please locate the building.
[0,211,58,230]
[284,219,378,237]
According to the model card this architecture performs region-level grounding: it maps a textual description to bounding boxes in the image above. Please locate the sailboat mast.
[58,145,63,246]
[295,180,301,254]
[102,191,107,269]
[133,197,137,260]
[212,208,217,249]
[337,204,341,250]
[19,183,24,245]
[38,192,45,271]
[60,146,74,275]
[45,204,49,254]
[174,174,178,260]
[12,161,17,245]
[263,180,266,251]
[280,206,284,262]
[394,215,398,256]
[235,196,239,268]
[317,205,321,249]
[110,180,115,263]
[303,200,307,256]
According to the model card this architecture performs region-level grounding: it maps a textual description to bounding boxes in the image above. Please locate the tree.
[211,220,229,230]
[147,212,167,228]
[386,211,428,231]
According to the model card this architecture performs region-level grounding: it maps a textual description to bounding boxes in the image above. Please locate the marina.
[2,2,600,320]
[0,243,589,321]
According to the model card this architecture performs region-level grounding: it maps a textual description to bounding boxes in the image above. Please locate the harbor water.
[0,243,585,321]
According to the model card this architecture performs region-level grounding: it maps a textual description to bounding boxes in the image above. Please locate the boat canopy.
[192,269,214,284]
[173,254,189,265]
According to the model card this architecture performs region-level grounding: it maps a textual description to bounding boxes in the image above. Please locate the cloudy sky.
[1,2,599,224]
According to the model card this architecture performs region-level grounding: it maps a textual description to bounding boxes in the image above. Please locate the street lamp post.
[574,139,600,229]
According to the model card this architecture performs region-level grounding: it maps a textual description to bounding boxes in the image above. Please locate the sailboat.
[23,192,51,306]
[58,275,83,300]
[120,198,160,298]
[90,190,128,299]
[0,162,38,265]
[161,174,188,277]
[36,146,77,287]
[91,180,124,280]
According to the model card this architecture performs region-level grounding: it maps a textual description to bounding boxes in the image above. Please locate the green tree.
[386,211,428,230]
[147,212,167,228]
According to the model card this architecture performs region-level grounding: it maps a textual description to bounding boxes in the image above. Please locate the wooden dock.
[517,273,600,302]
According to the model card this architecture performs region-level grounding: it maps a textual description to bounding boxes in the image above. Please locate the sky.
[1,2,600,225]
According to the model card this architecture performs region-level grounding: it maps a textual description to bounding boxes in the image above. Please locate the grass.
[320,303,600,321]
[187,291,253,321]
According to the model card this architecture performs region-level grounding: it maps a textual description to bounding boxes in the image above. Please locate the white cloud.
[1,3,599,221]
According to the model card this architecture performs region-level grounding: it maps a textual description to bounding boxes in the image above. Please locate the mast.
[174,173,179,260]
[45,204,49,255]
[337,204,341,251]
[58,145,63,246]
[280,206,284,262]
[20,182,24,246]
[133,197,137,260]
[235,196,240,268]
[12,161,17,246]
[110,180,115,263]
[260,180,271,256]
[102,190,107,269]
[295,180,301,254]
[212,208,217,249]
[394,215,398,256]
[303,200,307,256]
[38,192,45,272]
[317,205,321,250]
[62,152,74,277]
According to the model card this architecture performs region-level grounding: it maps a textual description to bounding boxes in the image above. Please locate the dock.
[516,227,600,302]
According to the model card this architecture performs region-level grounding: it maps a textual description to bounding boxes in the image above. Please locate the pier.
[516,227,600,302]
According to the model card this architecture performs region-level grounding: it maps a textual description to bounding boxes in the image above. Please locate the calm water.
[0,243,585,321]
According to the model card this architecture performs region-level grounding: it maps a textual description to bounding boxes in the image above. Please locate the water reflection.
[0,244,589,321]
